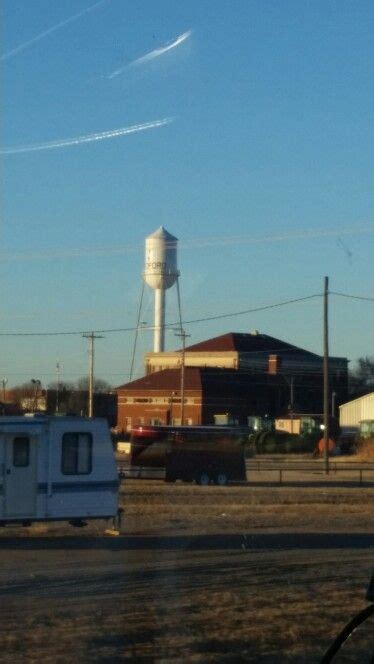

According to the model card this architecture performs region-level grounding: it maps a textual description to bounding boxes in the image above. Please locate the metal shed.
[339,393,374,427]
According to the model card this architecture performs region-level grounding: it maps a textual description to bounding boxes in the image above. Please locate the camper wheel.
[215,472,229,486]
[196,471,211,486]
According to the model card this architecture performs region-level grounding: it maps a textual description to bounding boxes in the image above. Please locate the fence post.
[359,469,363,485]
[279,469,283,484]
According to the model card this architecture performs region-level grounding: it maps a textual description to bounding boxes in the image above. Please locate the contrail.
[0,225,371,262]
[1,0,108,62]
[337,237,353,263]
[0,118,173,155]
[108,29,191,79]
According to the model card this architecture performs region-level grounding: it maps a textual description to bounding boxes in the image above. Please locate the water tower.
[144,227,179,352]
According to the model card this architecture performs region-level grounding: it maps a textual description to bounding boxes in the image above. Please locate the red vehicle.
[130,425,248,485]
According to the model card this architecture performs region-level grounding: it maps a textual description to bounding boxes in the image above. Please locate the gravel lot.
[0,478,372,662]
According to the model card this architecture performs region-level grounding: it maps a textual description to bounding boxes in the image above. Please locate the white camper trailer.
[0,415,119,526]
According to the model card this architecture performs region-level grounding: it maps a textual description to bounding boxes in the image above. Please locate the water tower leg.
[154,288,165,352]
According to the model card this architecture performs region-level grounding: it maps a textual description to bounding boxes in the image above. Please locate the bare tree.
[46,381,75,414]
[10,381,44,412]
[76,377,112,393]
[349,357,374,396]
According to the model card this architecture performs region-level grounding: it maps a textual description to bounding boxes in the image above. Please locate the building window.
[61,433,92,475]
[13,437,30,467]
[134,398,151,403]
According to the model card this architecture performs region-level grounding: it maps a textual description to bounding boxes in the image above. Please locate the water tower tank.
[143,227,179,353]
[144,226,178,290]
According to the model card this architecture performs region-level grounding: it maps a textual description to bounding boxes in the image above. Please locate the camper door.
[2,434,38,518]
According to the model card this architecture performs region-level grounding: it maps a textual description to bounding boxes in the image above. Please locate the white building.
[339,393,374,428]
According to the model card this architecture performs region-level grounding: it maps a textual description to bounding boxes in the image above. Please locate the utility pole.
[323,276,330,475]
[31,379,41,414]
[290,376,294,434]
[169,391,176,425]
[331,391,336,417]
[2,378,7,415]
[56,362,61,414]
[174,329,190,426]
[83,333,103,417]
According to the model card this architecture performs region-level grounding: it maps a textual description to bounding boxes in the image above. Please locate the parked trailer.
[130,425,248,485]
[0,415,119,526]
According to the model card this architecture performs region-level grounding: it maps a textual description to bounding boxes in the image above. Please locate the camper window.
[61,433,93,475]
[13,437,30,467]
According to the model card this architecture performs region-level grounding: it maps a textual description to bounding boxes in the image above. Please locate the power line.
[181,294,321,325]
[330,291,374,303]
[0,325,134,338]
[0,290,372,339]
[0,293,322,337]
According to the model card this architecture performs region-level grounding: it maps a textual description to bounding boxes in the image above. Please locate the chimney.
[268,354,281,375]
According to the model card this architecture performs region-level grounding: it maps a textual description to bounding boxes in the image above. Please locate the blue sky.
[1,0,373,387]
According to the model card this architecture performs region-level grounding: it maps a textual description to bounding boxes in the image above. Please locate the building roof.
[184,332,320,357]
[116,367,203,392]
[339,392,374,408]
[116,365,285,393]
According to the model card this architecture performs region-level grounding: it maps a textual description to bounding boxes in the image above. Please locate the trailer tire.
[215,472,229,486]
[196,471,210,486]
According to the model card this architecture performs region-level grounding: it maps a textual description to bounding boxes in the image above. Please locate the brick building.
[116,332,348,433]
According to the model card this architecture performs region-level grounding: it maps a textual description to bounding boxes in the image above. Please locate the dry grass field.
[356,438,374,462]
[0,478,372,662]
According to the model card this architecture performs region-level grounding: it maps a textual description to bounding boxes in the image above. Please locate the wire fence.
[118,458,374,485]
[246,460,374,485]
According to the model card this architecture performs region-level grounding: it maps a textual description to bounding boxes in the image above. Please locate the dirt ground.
[0,479,373,662]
